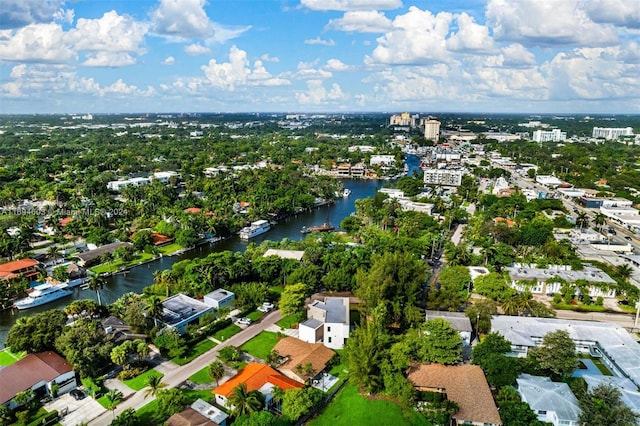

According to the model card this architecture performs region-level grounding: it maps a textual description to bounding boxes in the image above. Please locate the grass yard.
[328,351,348,380]
[579,354,613,376]
[277,312,303,329]
[240,331,279,360]
[189,366,214,384]
[172,338,216,366]
[158,243,183,255]
[89,253,156,274]
[309,383,431,426]
[212,324,242,341]
[551,302,606,313]
[0,348,25,366]
[246,310,263,321]
[124,370,164,391]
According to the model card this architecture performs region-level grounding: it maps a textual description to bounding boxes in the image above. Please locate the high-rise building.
[424,120,441,141]
[389,112,418,127]
[532,129,566,142]
[592,127,633,140]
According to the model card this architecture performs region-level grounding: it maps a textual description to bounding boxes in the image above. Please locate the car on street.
[257,302,275,312]
[237,317,252,325]
[625,236,633,241]
[70,389,85,400]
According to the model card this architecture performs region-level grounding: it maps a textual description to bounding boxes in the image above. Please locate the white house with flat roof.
[159,293,213,334]
[203,289,235,310]
[516,374,581,426]
[536,175,564,188]
[299,297,350,349]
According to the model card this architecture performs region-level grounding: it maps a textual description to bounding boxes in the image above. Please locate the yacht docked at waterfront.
[239,220,271,240]
[14,283,73,310]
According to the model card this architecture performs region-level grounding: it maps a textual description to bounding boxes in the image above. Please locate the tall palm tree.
[617,264,633,282]
[208,361,225,387]
[143,374,167,399]
[105,389,123,419]
[270,386,285,412]
[501,296,519,316]
[576,212,589,230]
[47,245,60,266]
[229,383,264,417]
[593,213,607,231]
[88,274,104,306]
[146,295,163,327]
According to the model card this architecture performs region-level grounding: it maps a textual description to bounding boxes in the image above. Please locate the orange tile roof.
[0,258,38,274]
[151,232,174,246]
[407,364,502,426]
[183,208,202,214]
[59,217,73,227]
[493,217,516,227]
[213,362,302,398]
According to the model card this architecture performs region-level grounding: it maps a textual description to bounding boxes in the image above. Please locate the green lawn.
[158,243,183,255]
[189,366,214,384]
[123,370,164,391]
[89,253,155,274]
[328,351,348,380]
[0,348,25,366]
[578,354,613,376]
[172,339,217,366]
[246,310,263,321]
[309,383,431,426]
[277,313,303,329]
[212,324,242,341]
[240,331,279,360]
[551,302,606,313]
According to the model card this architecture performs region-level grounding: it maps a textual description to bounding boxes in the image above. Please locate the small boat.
[343,188,352,198]
[301,222,335,234]
[14,282,73,310]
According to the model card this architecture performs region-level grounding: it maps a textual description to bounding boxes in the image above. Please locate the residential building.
[166,398,229,426]
[407,364,502,426]
[599,205,640,231]
[203,289,235,310]
[263,249,305,261]
[425,311,472,346]
[0,258,40,281]
[101,316,146,343]
[348,145,375,153]
[506,263,617,298]
[107,176,151,191]
[272,337,335,383]
[592,127,634,140]
[159,293,214,334]
[0,352,77,409]
[424,119,441,141]
[369,155,396,168]
[581,376,640,415]
[533,129,567,142]
[389,112,419,127]
[213,363,302,410]
[152,171,180,183]
[516,374,581,426]
[75,242,133,267]
[299,297,350,349]
[491,316,640,388]
[423,168,463,187]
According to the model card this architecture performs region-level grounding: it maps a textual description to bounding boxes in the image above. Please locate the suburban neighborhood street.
[87,310,283,426]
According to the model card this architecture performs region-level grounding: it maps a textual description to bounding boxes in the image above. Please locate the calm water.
[0,156,420,346]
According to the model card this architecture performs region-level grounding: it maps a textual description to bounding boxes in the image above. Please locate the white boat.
[14,283,73,310]
[343,188,352,198]
[239,220,271,240]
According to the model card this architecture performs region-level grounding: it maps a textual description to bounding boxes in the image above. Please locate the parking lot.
[44,391,106,426]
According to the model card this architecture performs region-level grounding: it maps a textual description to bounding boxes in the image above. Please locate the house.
[491,316,640,388]
[272,337,335,383]
[263,249,305,261]
[581,376,640,415]
[407,364,502,426]
[516,374,581,426]
[159,293,214,334]
[203,289,235,310]
[101,316,146,343]
[213,363,302,410]
[0,352,77,409]
[425,311,472,346]
[506,263,617,298]
[299,297,350,349]
[166,398,229,426]
[151,232,174,246]
[0,258,40,281]
[75,242,133,267]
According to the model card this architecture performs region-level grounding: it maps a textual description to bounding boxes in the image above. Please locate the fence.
[295,378,349,426]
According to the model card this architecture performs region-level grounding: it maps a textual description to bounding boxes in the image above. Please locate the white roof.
[581,375,640,414]
[263,249,304,261]
[517,374,581,422]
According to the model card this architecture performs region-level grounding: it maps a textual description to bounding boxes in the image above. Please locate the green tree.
[88,274,104,306]
[143,374,167,399]
[464,299,498,335]
[145,295,163,327]
[208,360,225,386]
[0,404,12,426]
[56,319,114,378]
[12,389,34,409]
[156,388,187,420]
[530,330,577,380]
[233,411,277,426]
[110,408,138,426]
[6,309,67,353]
[497,386,548,426]
[473,273,514,302]
[279,282,308,316]
[105,389,123,419]
[110,345,128,366]
[281,387,323,422]
[579,383,639,426]
[419,318,463,365]
[229,383,264,417]
[428,265,471,311]
[472,333,521,388]
[130,230,152,251]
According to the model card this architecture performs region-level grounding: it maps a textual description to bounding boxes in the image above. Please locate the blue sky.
[1,0,639,114]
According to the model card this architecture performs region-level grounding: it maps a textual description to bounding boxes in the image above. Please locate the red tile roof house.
[0,352,77,410]
[212,363,302,411]
[0,258,40,281]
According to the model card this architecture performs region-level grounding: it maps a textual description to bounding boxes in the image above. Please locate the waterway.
[0,155,421,347]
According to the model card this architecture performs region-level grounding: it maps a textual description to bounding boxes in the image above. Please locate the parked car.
[237,317,252,325]
[258,302,275,312]
[70,389,85,400]
[625,236,632,241]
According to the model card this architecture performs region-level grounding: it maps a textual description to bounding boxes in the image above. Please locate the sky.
[0,0,639,114]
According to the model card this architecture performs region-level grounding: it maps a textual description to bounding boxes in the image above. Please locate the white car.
[237,317,253,325]
[258,302,275,312]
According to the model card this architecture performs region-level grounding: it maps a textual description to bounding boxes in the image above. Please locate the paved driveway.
[44,391,106,426]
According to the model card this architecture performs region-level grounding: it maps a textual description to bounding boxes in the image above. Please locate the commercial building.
[423,168,463,187]
[592,127,634,140]
[424,119,441,141]
[533,129,566,142]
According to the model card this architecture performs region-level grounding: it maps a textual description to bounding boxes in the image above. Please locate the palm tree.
[229,383,264,417]
[88,274,104,306]
[47,245,60,266]
[105,389,123,419]
[576,212,589,230]
[501,296,519,316]
[270,386,285,412]
[143,374,167,399]
[593,213,607,231]
[617,264,633,282]
[208,361,225,386]
[146,295,163,327]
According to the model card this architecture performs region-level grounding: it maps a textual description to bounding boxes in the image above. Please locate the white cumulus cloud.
[184,43,211,55]
[301,0,402,11]
[304,37,336,46]
[296,80,345,104]
[0,0,64,29]
[163,56,175,65]
[446,13,496,54]
[325,11,392,33]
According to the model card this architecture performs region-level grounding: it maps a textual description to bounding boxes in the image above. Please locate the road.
[88,310,283,426]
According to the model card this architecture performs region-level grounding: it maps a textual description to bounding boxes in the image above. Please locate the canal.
[0,155,421,346]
